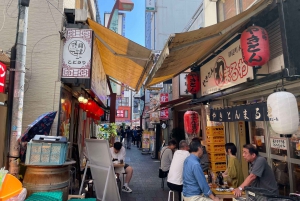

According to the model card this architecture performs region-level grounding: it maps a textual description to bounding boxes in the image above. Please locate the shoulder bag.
[159,147,169,178]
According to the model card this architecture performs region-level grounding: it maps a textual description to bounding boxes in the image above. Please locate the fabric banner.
[210,102,268,122]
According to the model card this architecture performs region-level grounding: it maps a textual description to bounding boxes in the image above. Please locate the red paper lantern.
[0,62,7,93]
[186,72,200,94]
[240,26,270,66]
[184,110,200,135]
[86,99,93,112]
[79,103,87,111]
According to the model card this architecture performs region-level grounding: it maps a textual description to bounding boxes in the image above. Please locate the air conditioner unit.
[75,0,88,22]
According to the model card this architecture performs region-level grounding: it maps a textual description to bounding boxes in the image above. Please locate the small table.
[212,189,246,201]
[113,163,125,168]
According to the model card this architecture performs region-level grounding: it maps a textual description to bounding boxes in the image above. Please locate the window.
[118,97,129,106]
[124,110,128,118]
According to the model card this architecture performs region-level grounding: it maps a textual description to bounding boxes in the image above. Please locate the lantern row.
[79,99,104,121]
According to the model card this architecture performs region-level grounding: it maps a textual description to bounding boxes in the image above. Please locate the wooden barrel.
[23,165,70,201]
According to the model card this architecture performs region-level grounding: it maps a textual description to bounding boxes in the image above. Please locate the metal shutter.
[265,18,283,60]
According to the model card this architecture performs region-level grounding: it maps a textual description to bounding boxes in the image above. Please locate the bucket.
[23,165,70,201]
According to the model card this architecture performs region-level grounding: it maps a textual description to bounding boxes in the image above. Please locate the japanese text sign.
[0,62,7,93]
[201,40,254,96]
[270,138,287,150]
[160,93,169,120]
[62,29,92,78]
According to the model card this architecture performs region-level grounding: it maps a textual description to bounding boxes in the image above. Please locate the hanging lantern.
[186,72,200,94]
[86,99,93,112]
[267,91,299,134]
[0,62,7,93]
[184,110,200,135]
[240,26,270,66]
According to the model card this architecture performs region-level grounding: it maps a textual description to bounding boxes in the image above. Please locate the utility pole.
[8,0,29,177]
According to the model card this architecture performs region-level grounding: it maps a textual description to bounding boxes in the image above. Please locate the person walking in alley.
[110,142,134,193]
[183,139,220,201]
[167,140,190,201]
[233,144,278,197]
[222,143,244,188]
[136,126,143,148]
[126,126,133,149]
[120,126,126,146]
[160,139,177,174]
[132,126,137,146]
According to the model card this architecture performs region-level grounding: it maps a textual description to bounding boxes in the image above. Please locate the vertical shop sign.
[160,93,169,120]
[0,62,6,93]
[146,0,155,12]
[62,29,92,78]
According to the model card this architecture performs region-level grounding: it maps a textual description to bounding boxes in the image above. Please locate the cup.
[119,159,124,164]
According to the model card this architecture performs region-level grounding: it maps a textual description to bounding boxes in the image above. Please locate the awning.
[160,97,191,109]
[87,19,154,91]
[145,0,269,87]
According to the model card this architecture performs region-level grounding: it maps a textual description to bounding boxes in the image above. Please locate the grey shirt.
[160,147,173,171]
[250,156,278,194]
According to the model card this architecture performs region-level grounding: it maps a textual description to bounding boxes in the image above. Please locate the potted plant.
[97,123,118,146]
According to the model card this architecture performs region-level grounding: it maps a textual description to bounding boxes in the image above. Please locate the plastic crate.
[207,136,225,144]
[245,187,297,201]
[210,161,226,171]
[206,126,224,136]
[25,191,63,201]
[25,142,68,165]
[207,144,225,153]
[208,153,226,161]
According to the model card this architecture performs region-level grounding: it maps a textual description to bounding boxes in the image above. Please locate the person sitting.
[160,139,177,175]
[167,140,190,201]
[183,138,220,201]
[233,144,278,197]
[222,143,244,188]
[110,142,133,193]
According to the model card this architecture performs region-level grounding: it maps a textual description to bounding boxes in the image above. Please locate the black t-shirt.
[126,129,133,138]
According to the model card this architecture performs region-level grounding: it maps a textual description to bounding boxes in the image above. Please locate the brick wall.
[223,0,236,20]
[0,0,63,135]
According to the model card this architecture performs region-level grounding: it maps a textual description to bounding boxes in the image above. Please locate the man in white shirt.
[110,142,133,193]
[167,140,190,201]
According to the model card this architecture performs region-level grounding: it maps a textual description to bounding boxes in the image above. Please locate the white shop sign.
[62,29,92,78]
[200,40,254,96]
[179,73,192,96]
[270,138,287,150]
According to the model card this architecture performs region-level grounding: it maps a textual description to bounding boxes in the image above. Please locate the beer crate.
[208,153,226,162]
[207,143,225,153]
[206,135,225,144]
[210,161,227,172]
[206,126,224,136]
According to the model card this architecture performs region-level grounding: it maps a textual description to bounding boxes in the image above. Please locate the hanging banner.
[0,62,7,93]
[133,98,139,114]
[210,102,269,122]
[142,131,150,149]
[201,40,254,96]
[62,29,92,78]
[149,93,160,123]
[160,93,169,120]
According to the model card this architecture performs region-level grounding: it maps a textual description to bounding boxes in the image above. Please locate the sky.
[98,0,146,47]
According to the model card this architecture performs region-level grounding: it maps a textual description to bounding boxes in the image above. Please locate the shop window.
[118,97,129,106]
[272,159,290,196]
[292,163,300,193]
[250,121,267,153]
[290,97,300,159]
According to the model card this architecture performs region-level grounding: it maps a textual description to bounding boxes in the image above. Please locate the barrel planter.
[23,165,70,201]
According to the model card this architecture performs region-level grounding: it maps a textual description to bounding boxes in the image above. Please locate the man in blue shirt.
[183,139,220,201]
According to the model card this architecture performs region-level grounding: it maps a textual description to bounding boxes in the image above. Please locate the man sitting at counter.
[233,144,278,197]
[110,142,134,193]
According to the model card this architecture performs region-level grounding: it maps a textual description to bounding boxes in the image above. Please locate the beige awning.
[145,0,269,87]
[87,19,153,91]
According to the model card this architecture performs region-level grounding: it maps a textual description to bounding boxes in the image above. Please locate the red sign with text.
[117,110,124,118]
[0,62,7,93]
[160,93,169,120]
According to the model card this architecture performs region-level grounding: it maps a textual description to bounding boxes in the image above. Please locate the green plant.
[97,123,118,140]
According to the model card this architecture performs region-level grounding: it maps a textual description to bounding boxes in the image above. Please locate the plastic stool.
[168,190,175,201]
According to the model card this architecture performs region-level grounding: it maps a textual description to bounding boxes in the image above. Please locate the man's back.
[160,146,173,171]
[167,150,190,185]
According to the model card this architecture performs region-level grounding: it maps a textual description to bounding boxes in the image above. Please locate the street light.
[107,0,134,30]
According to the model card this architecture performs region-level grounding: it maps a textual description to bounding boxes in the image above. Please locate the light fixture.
[83,98,88,104]
[78,94,84,103]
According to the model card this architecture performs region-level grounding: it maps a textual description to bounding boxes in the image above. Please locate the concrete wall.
[0,0,64,135]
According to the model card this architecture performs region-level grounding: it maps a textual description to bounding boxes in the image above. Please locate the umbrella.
[21,111,57,142]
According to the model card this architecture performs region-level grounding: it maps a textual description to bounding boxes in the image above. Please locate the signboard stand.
[79,139,121,201]
[141,130,151,155]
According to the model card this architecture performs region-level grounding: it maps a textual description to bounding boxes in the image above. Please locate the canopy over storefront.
[87,19,153,91]
[145,0,269,87]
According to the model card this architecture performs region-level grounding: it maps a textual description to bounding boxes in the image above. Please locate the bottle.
[83,156,87,166]
[208,171,212,183]
[219,171,224,186]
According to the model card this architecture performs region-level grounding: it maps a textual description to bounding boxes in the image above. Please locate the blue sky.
[98,0,146,47]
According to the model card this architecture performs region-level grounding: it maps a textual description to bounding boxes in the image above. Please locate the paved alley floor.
[119,144,172,201]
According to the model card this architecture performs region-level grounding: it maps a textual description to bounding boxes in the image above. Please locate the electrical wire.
[25,34,58,93]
